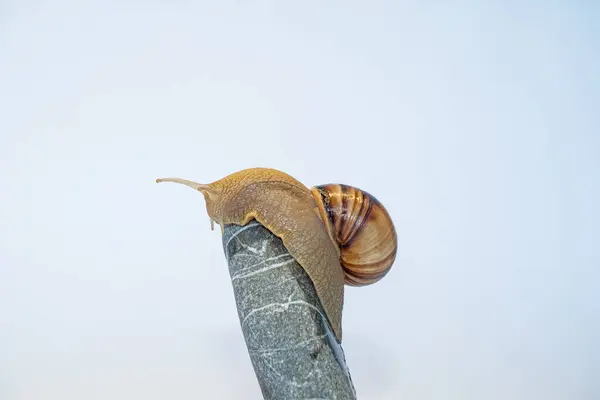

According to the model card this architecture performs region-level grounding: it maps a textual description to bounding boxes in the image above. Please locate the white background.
[1,1,598,399]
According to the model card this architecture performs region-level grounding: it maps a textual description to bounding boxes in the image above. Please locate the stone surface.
[222,221,357,400]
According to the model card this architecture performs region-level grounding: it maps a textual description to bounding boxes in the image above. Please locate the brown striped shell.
[311,184,398,286]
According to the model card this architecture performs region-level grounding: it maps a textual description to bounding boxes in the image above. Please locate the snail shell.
[311,184,397,287]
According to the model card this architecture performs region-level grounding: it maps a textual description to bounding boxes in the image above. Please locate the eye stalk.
[156,177,221,231]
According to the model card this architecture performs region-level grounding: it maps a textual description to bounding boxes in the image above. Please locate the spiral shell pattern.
[311,184,398,286]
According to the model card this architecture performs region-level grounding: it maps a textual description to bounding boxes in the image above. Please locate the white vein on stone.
[232,258,296,282]
[251,334,327,355]
[235,238,265,256]
[231,253,292,278]
[243,274,304,302]
[242,299,327,328]
[223,221,261,259]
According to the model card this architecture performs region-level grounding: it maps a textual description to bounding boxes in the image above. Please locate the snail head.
[155,177,224,231]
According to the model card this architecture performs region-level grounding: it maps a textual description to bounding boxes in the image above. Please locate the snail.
[156,167,397,343]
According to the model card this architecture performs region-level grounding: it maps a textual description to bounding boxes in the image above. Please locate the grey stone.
[222,221,358,400]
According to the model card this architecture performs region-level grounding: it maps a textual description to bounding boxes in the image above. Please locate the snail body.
[157,168,397,343]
